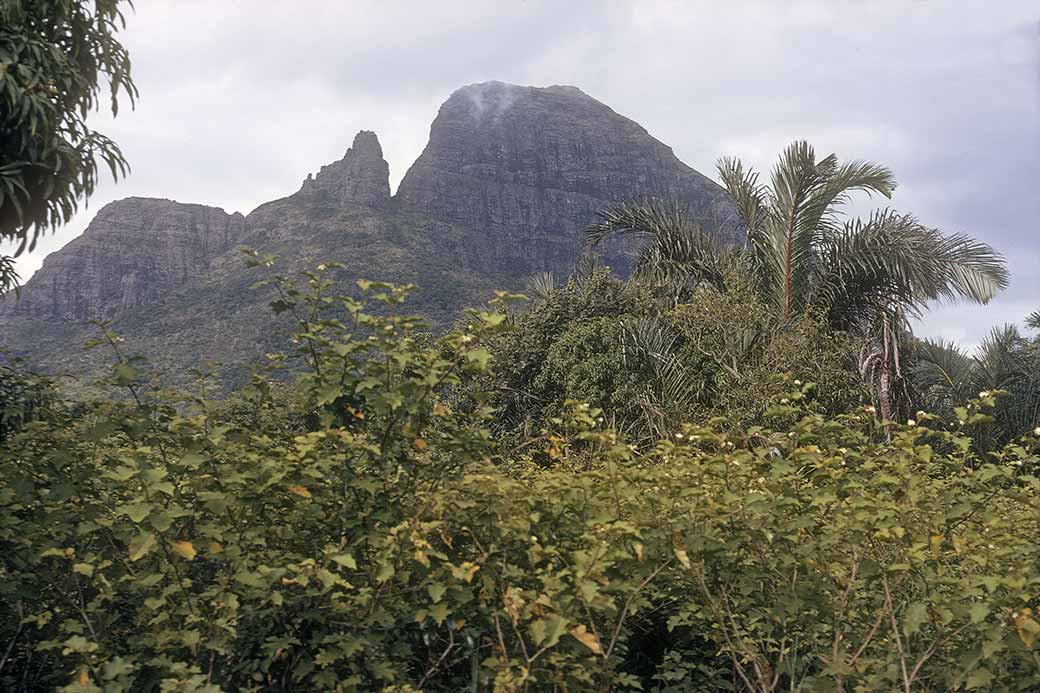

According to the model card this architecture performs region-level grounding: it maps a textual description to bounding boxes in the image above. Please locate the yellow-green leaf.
[375,562,395,583]
[128,531,157,562]
[570,624,603,655]
[330,554,357,570]
[429,602,449,625]
[427,582,447,603]
[464,348,492,368]
[530,615,567,648]
[171,540,196,561]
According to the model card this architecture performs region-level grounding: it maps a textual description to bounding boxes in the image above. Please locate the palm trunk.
[878,314,899,423]
[879,361,894,422]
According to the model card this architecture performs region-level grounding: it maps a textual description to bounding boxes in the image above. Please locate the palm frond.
[524,272,556,302]
[586,199,732,294]
[761,142,844,317]
[0,254,21,299]
[716,156,770,244]
[1026,311,1040,333]
[814,210,1008,326]
[620,316,705,417]
[909,338,976,416]
[814,159,897,222]
[912,338,974,390]
[973,324,1025,389]
[585,198,686,247]
[929,232,1009,304]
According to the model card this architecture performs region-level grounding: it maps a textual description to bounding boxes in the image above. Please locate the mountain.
[396,82,737,274]
[0,198,246,322]
[0,81,739,391]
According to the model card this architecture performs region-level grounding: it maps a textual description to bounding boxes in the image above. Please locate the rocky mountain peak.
[394,81,739,275]
[299,129,390,208]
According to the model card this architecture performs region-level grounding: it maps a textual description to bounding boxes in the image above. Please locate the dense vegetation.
[1,6,1036,687]
[2,253,1038,691]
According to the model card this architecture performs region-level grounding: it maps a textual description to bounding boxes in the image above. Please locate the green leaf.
[428,602,449,626]
[128,531,157,562]
[903,602,928,636]
[118,502,151,523]
[427,582,447,603]
[969,603,989,624]
[965,667,994,690]
[464,348,492,369]
[530,615,567,648]
[330,554,357,570]
[113,363,138,385]
[62,635,98,654]
[375,562,395,583]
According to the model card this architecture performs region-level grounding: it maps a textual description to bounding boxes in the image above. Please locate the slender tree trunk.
[879,362,894,422]
[878,315,898,423]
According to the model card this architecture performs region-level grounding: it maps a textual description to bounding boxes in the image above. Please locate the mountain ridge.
[1,81,739,389]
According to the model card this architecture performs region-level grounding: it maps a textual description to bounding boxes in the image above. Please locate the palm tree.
[586,141,1009,421]
[911,320,1040,447]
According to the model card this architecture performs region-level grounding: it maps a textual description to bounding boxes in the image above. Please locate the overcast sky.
[6,0,1038,348]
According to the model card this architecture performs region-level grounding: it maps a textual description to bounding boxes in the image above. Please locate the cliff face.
[0,198,246,322]
[396,81,739,274]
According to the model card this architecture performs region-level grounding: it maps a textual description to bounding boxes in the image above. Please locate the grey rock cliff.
[0,197,246,322]
[395,81,739,275]
[298,130,390,208]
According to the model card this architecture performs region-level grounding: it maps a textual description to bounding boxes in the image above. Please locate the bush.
[484,269,867,445]
[479,268,657,440]
[670,276,867,427]
[1,265,1038,691]
[0,354,53,443]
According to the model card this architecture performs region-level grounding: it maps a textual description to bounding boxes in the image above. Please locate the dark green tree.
[911,314,1040,448]
[0,0,136,293]
[0,354,52,442]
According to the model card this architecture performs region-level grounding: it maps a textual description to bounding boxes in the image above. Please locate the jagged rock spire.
[299,130,390,208]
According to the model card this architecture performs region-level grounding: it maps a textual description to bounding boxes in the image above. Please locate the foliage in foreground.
[1,268,1039,692]
[0,352,52,443]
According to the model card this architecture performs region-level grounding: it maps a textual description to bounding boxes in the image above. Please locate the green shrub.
[1,265,1037,691]
[670,277,867,428]
[479,268,657,440]
[0,354,53,443]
